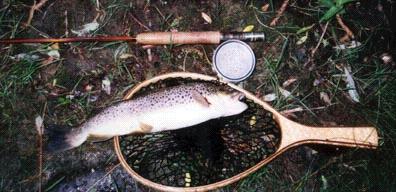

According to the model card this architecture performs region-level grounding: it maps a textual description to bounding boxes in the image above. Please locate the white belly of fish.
[138,102,216,132]
[86,102,217,137]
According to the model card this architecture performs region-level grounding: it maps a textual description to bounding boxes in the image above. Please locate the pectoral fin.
[192,90,210,107]
[139,122,153,133]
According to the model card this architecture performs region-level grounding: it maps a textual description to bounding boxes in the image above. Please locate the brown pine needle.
[311,22,329,57]
[270,0,290,26]
[336,14,354,41]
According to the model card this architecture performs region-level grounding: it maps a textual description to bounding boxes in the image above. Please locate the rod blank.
[0,31,265,45]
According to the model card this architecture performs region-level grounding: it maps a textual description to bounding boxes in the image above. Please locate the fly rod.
[0,31,265,45]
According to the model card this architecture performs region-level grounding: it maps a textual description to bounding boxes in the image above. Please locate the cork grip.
[136,31,221,45]
[277,115,378,149]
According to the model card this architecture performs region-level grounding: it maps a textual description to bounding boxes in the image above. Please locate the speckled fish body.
[46,83,248,152]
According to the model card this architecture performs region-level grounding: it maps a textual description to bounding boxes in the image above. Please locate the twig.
[64,10,68,37]
[270,0,290,26]
[304,22,329,68]
[311,21,329,57]
[24,0,49,27]
[38,102,47,192]
[336,14,354,42]
[199,45,211,66]
[129,13,151,31]
[280,105,333,115]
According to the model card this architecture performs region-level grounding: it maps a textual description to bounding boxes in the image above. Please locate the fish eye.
[238,94,245,100]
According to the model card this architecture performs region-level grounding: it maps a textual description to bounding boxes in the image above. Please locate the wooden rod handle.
[277,116,378,149]
[135,31,221,45]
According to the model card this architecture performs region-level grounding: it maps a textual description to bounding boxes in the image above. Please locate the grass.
[0,0,395,191]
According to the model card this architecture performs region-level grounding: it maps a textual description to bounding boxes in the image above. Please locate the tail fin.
[44,124,88,153]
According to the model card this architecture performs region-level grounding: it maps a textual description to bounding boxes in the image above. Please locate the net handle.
[276,115,378,149]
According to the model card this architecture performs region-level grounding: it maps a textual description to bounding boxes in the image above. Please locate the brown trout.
[45,82,248,153]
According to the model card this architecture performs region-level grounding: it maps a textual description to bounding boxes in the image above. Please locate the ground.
[0,0,395,191]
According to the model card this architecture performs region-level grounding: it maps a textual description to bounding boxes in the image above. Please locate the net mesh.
[119,78,281,187]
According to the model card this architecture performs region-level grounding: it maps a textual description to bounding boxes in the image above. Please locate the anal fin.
[139,122,153,133]
[87,134,113,143]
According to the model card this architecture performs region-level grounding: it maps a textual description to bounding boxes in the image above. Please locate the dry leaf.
[296,33,308,45]
[333,40,361,50]
[243,25,254,32]
[282,78,297,87]
[263,93,276,101]
[281,107,304,114]
[101,76,111,95]
[380,53,393,64]
[320,92,331,105]
[201,12,212,24]
[35,115,44,136]
[47,50,60,59]
[261,4,270,12]
[11,53,40,61]
[279,87,291,98]
[41,56,54,65]
[343,66,360,102]
[263,87,292,101]
[249,116,257,126]
[71,21,99,36]
[119,53,134,59]
[47,43,60,58]
[51,43,59,50]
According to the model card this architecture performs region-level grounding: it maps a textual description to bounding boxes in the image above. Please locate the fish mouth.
[231,92,245,101]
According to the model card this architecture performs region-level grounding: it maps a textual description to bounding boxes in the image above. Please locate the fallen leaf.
[88,95,98,102]
[263,93,276,101]
[342,163,357,172]
[249,116,257,126]
[264,87,292,101]
[84,84,94,92]
[261,4,270,12]
[243,25,254,32]
[101,76,111,95]
[11,53,40,61]
[114,43,129,61]
[343,66,360,102]
[71,21,99,36]
[35,115,44,136]
[47,43,60,59]
[380,53,393,64]
[333,40,361,50]
[280,107,303,114]
[296,32,308,45]
[279,87,291,98]
[51,43,59,50]
[296,24,315,34]
[321,175,328,190]
[282,78,297,87]
[47,50,60,59]
[119,53,134,59]
[41,56,54,66]
[201,12,212,24]
[320,92,331,105]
